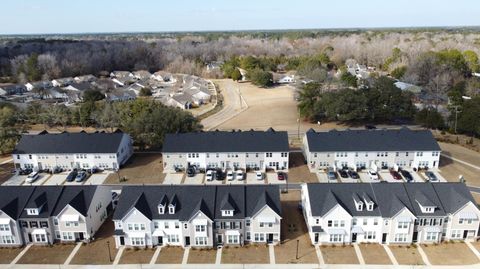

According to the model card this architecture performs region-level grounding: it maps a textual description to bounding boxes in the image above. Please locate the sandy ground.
[0,247,23,264]
[187,248,217,264]
[389,245,424,265]
[119,248,155,264]
[287,152,318,183]
[0,162,14,185]
[156,247,184,264]
[320,245,359,264]
[275,190,318,264]
[222,244,270,264]
[27,124,108,134]
[18,244,76,264]
[104,153,165,184]
[420,242,479,265]
[358,244,392,264]
[440,142,480,167]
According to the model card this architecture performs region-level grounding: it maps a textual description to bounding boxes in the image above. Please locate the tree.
[247,69,273,87]
[415,108,445,129]
[83,90,105,102]
[391,66,407,79]
[456,97,480,136]
[231,69,242,81]
[463,50,480,73]
[139,87,152,96]
[297,83,322,120]
[340,71,358,88]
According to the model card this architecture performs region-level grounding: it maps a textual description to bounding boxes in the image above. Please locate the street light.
[107,240,112,262]
[296,239,300,260]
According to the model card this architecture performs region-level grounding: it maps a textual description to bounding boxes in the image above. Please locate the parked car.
[88,167,99,174]
[235,170,244,180]
[25,171,39,183]
[186,167,195,177]
[400,169,413,182]
[206,170,214,181]
[215,169,224,181]
[66,170,78,182]
[327,168,337,181]
[390,169,403,180]
[365,124,377,130]
[347,170,360,179]
[52,167,63,174]
[425,171,438,182]
[19,168,33,175]
[75,171,87,182]
[277,172,286,181]
[256,171,264,180]
[226,170,234,181]
[338,169,349,178]
[368,170,379,180]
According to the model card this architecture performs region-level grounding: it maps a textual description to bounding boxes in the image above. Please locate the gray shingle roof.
[21,186,63,219]
[432,183,477,214]
[0,186,35,219]
[52,186,97,216]
[403,183,446,217]
[163,130,289,153]
[13,131,127,154]
[246,185,282,217]
[371,183,415,218]
[306,128,440,152]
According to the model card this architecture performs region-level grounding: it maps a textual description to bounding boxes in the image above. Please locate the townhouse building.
[162,129,289,173]
[0,185,113,247]
[303,128,441,171]
[301,182,479,245]
[112,185,281,248]
[13,130,133,171]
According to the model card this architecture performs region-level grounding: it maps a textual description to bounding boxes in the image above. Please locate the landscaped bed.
[17,244,76,264]
[222,244,269,264]
[320,245,359,264]
[421,242,479,265]
[0,247,23,264]
[389,245,424,265]
[156,247,184,264]
[119,247,155,264]
[187,248,217,264]
[358,243,391,264]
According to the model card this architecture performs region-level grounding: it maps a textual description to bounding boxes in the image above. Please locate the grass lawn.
[389,245,424,265]
[222,244,269,264]
[320,245,359,264]
[421,242,479,265]
[358,244,391,265]
[70,218,117,264]
[156,247,184,264]
[0,247,23,264]
[275,190,318,264]
[104,153,165,184]
[18,244,76,264]
[119,248,155,264]
[187,248,217,264]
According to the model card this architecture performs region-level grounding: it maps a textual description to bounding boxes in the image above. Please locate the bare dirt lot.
[421,242,479,265]
[18,244,76,264]
[358,244,391,265]
[389,245,424,265]
[187,248,217,264]
[156,247,184,264]
[0,247,23,264]
[71,218,117,265]
[0,162,14,185]
[320,245,359,264]
[222,244,269,264]
[438,142,480,186]
[119,248,155,264]
[287,152,317,183]
[105,153,165,184]
[275,190,318,264]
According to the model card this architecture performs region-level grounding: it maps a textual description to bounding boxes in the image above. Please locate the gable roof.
[21,186,64,219]
[0,186,35,220]
[246,185,281,218]
[52,186,98,216]
[215,186,245,220]
[432,183,478,214]
[397,183,446,217]
[13,131,127,154]
[306,128,440,152]
[163,129,289,153]
[371,183,415,218]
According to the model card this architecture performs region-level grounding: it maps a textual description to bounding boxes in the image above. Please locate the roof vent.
[266,127,275,132]
[38,130,49,135]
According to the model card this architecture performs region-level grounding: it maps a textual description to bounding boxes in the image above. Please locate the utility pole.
[107,240,112,262]
[296,239,300,259]
[453,105,461,134]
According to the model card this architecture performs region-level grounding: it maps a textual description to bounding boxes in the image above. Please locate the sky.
[1,0,480,35]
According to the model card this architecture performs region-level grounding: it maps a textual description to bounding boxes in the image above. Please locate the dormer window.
[158,205,165,214]
[168,204,175,214]
[423,206,435,213]
[222,210,234,217]
[366,203,374,211]
[356,203,364,211]
[26,208,39,216]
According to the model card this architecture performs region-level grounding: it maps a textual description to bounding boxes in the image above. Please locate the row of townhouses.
[162,129,289,172]
[112,185,282,248]
[301,182,480,245]
[0,185,112,247]
[13,130,133,171]
[303,127,441,171]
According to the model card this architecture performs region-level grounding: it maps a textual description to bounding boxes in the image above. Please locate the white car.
[226,170,234,181]
[256,171,264,180]
[26,171,39,183]
[206,170,214,181]
[235,170,244,180]
[368,170,379,180]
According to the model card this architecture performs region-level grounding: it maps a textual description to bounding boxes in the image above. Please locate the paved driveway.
[183,174,204,185]
[163,173,184,185]
[246,173,265,184]
[31,174,51,185]
[316,172,338,183]
[380,171,405,183]
[44,174,67,185]
[359,172,378,183]
[403,168,424,182]
[267,173,286,184]
[2,174,27,186]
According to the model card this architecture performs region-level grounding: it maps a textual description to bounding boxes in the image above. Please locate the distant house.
[63,82,92,92]
[184,86,211,105]
[152,71,176,84]
[167,93,193,110]
[105,89,137,102]
[25,81,53,91]
[132,70,152,80]
[394,81,422,94]
[74,75,97,83]
[110,71,133,78]
[112,77,137,87]
[126,83,145,96]
[93,78,116,91]
[0,84,27,95]
[52,77,74,87]
[39,87,68,100]
[206,61,223,72]
[276,75,295,84]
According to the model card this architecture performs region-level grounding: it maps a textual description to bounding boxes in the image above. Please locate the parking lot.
[2,171,111,186]
[163,173,184,185]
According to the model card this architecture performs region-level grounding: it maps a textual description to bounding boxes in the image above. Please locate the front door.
[119,236,125,246]
[217,234,223,245]
[352,233,357,243]
[268,233,274,243]
[463,230,469,239]
[28,233,32,243]
[314,233,319,244]
[412,232,418,242]
[79,232,84,241]
[433,161,437,167]
[158,236,163,245]
[382,233,387,244]
[185,236,190,246]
